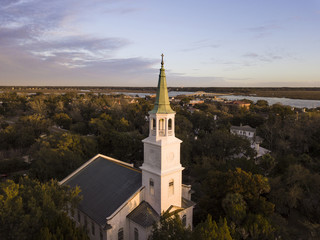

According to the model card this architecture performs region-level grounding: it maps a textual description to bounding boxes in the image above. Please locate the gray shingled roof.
[127,201,159,228]
[230,125,256,132]
[63,156,142,226]
[182,197,196,209]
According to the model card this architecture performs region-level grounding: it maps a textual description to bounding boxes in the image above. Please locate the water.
[111,91,320,108]
[220,95,320,109]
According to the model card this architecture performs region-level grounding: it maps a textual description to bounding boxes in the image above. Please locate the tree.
[149,211,191,240]
[0,177,88,240]
[53,113,72,129]
[193,215,232,240]
[200,168,275,239]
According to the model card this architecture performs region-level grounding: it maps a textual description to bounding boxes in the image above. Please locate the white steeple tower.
[141,54,184,214]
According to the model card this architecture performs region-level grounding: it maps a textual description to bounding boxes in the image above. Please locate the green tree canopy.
[0,177,88,240]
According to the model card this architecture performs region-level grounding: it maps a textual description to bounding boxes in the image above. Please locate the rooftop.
[230,125,256,132]
[127,201,159,228]
[61,155,142,226]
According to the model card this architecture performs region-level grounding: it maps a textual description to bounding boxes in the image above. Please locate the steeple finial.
[161,54,164,67]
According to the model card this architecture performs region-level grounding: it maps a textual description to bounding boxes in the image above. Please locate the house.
[60,55,194,240]
[189,99,204,106]
[230,124,256,139]
[227,100,251,110]
[230,124,270,158]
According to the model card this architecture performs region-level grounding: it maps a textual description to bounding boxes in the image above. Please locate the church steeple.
[141,54,183,215]
[150,54,175,114]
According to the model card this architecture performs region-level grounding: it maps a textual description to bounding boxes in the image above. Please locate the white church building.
[60,55,194,240]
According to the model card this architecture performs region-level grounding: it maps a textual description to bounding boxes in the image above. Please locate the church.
[60,55,194,240]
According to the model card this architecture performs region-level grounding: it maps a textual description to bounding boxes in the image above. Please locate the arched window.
[182,215,187,227]
[150,179,154,196]
[134,228,139,240]
[118,228,124,240]
[159,119,164,130]
[169,180,174,196]
[168,119,172,130]
[100,229,103,240]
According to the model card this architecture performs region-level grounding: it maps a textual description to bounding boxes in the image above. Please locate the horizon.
[1,0,320,87]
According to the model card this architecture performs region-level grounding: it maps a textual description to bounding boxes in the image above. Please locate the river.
[219,95,320,109]
[124,91,320,109]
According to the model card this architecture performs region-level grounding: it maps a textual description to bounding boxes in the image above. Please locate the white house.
[230,124,270,158]
[60,55,194,240]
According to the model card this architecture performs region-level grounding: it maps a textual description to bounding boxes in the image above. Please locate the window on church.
[134,228,139,240]
[118,228,124,240]
[100,228,103,240]
[84,216,88,230]
[182,215,187,227]
[168,119,172,130]
[78,210,81,223]
[150,179,154,195]
[169,180,174,196]
[92,221,95,235]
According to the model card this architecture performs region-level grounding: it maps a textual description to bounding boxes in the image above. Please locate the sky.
[0,0,319,87]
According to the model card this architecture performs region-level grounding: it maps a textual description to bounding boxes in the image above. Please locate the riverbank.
[234,90,320,101]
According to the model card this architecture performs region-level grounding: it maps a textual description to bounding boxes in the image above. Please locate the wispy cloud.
[182,39,220,52]
[243,52,283,62]
[0,0,132,67]
[102,7,140,15]
[245,24,281,38]
[0,0,161,85]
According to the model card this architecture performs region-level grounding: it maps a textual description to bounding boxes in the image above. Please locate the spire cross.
[161,54,164,66]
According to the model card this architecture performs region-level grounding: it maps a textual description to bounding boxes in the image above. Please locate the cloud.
[0,0,138,70]
[243,52,283,63]
[0,0,163,86]
[28,36,130,67]
[182,39,220,52]
[246,24,280,32]
[243,53,259,58]
[245,24,281,38]
[102,7,140,15]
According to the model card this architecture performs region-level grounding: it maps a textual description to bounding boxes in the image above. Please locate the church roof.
[127,201,160,228]
[149,54,175,114]
[182,197,196,209]
[61,155,142,226]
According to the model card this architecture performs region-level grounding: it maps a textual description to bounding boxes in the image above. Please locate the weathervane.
[161,53,164,66]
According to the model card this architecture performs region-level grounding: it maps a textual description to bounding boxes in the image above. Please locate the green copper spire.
[150,54,175,114]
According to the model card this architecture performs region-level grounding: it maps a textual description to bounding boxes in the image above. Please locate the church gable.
[127,201,159,228]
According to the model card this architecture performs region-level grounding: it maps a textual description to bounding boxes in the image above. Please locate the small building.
[228,100,251,110]
[189,99,204,106]
[230,124,270,158]
[230,124,256,139]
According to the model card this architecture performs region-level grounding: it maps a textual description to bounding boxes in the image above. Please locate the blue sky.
[0,0,319,87]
